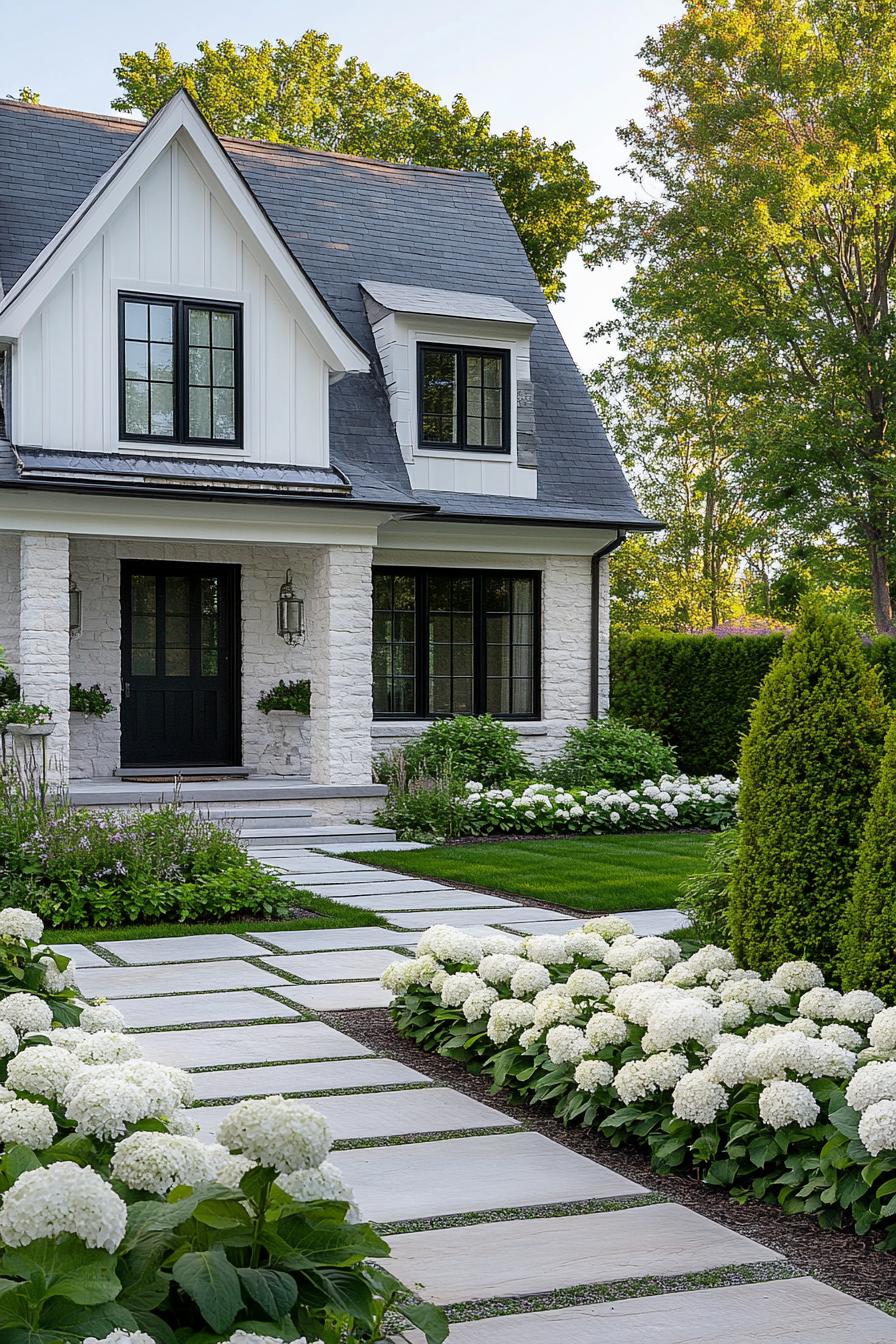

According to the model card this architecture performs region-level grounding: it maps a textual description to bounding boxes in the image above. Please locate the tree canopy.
[111,33,607,301]
[596,0,896,633]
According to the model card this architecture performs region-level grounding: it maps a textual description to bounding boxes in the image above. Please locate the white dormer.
[0,91,368,467]
[361,281,537,499]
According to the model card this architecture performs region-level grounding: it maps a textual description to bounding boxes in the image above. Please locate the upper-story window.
[119,294,242,447]
[418,343,509,453]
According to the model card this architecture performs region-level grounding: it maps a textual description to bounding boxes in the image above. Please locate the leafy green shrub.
[677,825,739,945]
[542,716,677,788]
[256,677,311,714]
[841,717,896,998]
[69,682,113,716]
[0,668,19,705]
[401,715,531,787]
[0,772,294,927]
[611,630,785,774]
[729,602,889,977]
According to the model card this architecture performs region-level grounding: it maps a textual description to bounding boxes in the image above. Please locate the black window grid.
[417,343,511,454]
[118,293,243,448]
[372,567,541,720]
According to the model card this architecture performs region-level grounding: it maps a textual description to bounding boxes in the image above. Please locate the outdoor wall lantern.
[68,576,82,639]
[277,570,305,645]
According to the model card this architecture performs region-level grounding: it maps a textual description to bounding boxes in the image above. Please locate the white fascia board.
[376,520,619,557]
[0,488,395,547]
[0,92,369,375]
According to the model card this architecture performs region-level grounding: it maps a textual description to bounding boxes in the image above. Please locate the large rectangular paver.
[329,892,515,912]
[251,928,419,953]
[300,876,447,891]
[301,882,454,899]
[491,918,584,936]
[383,1204,780,1304]
[388,908,548,930]
[190,1084,512,1141]
[275,983,395,1011]
[265,949,407,982]
[46,943,109,967]
[190,1056,429,1100]
[336,1132,645,1222]
[138,1020,371,1069]
[97,934,265,964]
[399,1279,896,1343]
[77,959,290,999]
[115,991,299,1029]
[626,909,690,936]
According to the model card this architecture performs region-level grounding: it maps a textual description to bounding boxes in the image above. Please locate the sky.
[1,0,682,369]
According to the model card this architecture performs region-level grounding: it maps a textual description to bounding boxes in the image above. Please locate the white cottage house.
[0,91,655,818]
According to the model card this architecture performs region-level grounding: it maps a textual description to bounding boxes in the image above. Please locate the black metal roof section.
[0,99,657,530]
[9,445,428,509]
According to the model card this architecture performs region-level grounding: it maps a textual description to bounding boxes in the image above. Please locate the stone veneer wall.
[370,547,600,769]
[0,533,607,781]
[26,538,316,779]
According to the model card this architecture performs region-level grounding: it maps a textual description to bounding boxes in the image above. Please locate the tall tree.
[602,0,896,633]
[112,34,607,301]
[590,299,768,630]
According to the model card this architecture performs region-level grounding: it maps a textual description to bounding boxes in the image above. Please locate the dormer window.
[119,294,242,447]
[418,344,509,453]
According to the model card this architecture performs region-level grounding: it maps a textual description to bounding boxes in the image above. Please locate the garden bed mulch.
[325,1006,896,1309]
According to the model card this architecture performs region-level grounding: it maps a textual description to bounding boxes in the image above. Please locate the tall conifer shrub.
[841,717,896,998]
[729,602,888,976]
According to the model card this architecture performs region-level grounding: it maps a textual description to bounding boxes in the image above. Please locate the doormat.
[118,774,239,784]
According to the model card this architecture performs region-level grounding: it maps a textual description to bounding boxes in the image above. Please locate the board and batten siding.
[14,133,328,466]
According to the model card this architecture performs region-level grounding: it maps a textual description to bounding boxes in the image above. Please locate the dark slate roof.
[0,99,655,530]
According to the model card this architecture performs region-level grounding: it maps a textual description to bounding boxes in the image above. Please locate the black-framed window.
[119,294,242,447]
[418,344,510,452]
[373,567,540,719]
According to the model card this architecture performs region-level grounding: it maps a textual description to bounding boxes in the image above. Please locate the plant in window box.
[69,683,113,718]
[257,678,311,715]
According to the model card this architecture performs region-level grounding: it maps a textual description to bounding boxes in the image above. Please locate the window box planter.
[5,721,55,738]
[256,709,311,777]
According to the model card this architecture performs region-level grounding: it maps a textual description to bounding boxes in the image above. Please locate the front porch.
[0,530,376,790]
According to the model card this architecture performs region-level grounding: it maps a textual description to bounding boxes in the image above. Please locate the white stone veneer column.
[309,545,373,784]
[594,553,611,717]
[18,532,70,785]
[541,553,593,752]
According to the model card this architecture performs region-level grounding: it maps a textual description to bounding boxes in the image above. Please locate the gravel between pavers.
[325,1006,896,1308]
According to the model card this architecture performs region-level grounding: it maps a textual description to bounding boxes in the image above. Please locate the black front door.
[121,562,240,767]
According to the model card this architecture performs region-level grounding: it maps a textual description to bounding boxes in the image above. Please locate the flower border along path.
[75,845,896,1343]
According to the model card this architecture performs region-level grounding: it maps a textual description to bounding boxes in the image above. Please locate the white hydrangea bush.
[461,774,738,837]
[386,918,896,1243]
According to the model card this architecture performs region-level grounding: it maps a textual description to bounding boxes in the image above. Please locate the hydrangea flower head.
[0,1162,126,1251]
[217,1096,332,1173]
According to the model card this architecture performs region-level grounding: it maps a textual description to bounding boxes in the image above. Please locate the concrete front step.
[204,805,316,829]
[69,778,387,808]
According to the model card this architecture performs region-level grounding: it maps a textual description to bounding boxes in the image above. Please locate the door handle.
[124,681,131,700]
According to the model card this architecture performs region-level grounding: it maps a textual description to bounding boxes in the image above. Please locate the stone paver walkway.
[67,845,896,1341]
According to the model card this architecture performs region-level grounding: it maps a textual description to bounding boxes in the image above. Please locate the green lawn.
[342,833,713,913]
[42,890,386,946]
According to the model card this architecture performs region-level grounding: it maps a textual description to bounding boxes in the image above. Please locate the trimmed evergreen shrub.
[867,636,896,704]
[541,716,677,789]
[728,602,889,977]
[610,630,785,774]
[841,717,896,998]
